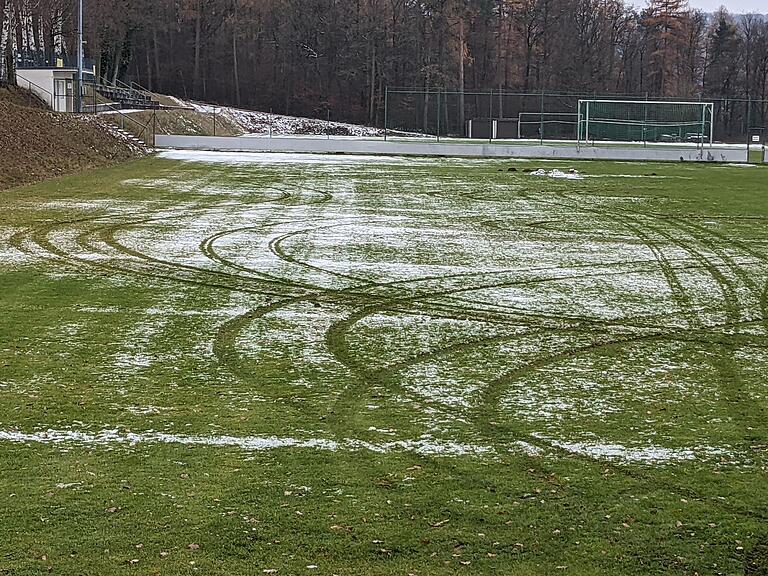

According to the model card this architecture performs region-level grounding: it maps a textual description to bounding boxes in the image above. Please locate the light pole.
[77,0,83,112]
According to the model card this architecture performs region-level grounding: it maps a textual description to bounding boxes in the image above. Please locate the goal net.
[577,100,714,144]
[518,112,578,140]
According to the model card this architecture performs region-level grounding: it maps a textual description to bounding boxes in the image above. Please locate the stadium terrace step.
[94,83,160,110]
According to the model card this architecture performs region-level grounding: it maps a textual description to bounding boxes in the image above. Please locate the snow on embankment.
[163,95,412,138]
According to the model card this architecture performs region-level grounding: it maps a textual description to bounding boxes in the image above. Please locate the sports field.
[1,151,767,574]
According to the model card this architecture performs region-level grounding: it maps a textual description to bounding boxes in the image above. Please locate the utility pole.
[77,0,83,112]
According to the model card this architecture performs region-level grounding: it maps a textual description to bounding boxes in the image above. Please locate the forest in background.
[1,0,767,125]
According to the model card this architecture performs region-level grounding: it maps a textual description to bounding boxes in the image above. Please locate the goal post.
[577,100,714,145]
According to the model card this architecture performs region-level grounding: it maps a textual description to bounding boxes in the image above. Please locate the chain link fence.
[385,88,768,151]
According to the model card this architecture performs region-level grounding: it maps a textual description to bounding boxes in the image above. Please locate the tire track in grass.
[540,191,768,518]
[576,200,763,447]
[267,220,383,285]
[553,193,716,329]
[8,177,294,295]
[473,316,767,454]
[14,213,288,297]
[318,188,744,440]
[93,215,313,294]
[320,261,717,439]
[466,323,768,530]
[669,216,768,330]
[568,197,764,451]
[196,167,761,469]
[456,191,745,454]
[198,220,325,291]
[658,216,768,440]
[211,266,628,417]
[25,177,343,297]
[316,183,736,439]
[467,189,768,522]
[616,217,704,329]
[86,186,306,291]
[560,193,747,330]
[640,217,742,325]
[211,295,312,393]
[560,193,749,329]
[461,188,712,330]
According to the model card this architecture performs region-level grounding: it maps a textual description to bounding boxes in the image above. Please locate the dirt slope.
[0,92,145,190]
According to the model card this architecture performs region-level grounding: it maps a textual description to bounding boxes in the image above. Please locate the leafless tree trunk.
[232,4,240,106]
[458,16,465,132]
[193,0,201,98]
[152,24,160,91]
[0,0,8,83]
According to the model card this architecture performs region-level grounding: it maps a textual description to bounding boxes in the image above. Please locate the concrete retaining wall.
[156,134,748,163]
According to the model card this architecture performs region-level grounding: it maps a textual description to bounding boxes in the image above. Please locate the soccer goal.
[517,112,579,140]
[577,100,714,145]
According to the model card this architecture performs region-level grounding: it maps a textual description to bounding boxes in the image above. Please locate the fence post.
[384,86,388,141]
[489,88,493,143]
[436,88,441,142]
[643,93,649,148]
[327,108,330,139]
[153,110,157,148]
[540,90,544,145]
[746,97,752,162]
[213,107,217,136]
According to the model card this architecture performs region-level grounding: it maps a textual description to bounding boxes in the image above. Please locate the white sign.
[753,135,761,142]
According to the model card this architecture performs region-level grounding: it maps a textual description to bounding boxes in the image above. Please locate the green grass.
[1,155,767,575]
[748,148,765,164]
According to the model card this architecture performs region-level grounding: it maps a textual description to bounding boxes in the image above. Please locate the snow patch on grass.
[534,433,733,464]
[159,150,421,166]
[0,427,495,457]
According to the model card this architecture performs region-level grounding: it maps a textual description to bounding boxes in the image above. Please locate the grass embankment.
[0,156,767,574]
[0,87,145,190]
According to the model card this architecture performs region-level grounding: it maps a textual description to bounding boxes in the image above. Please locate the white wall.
[156,135,748,163]
[16,69,55,108]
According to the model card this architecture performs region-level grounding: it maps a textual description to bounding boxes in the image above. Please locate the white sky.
[686,0,766,12]
[632,0,766,12]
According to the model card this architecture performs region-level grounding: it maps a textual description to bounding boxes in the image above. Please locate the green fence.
[385,88,768,148]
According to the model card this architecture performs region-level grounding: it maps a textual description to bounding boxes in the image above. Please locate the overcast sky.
[686,0,766,12]
[632,0,766,12]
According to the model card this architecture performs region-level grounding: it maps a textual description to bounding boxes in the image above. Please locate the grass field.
[1,151,767,575]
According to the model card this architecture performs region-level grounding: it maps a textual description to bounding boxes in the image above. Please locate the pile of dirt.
[0,97,146,190]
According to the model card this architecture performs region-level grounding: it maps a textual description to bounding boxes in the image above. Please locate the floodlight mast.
[77,0,83,112]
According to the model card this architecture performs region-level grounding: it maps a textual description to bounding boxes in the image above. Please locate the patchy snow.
[0,426,738,464]
[159,149,427,166]
[0,227,31,267]
[98,109,147,115]
[5,154,763,471]
[530,168,584,180]
[172,97,421,138]
[586,174,669,179]
[534,434,733,464]
[0,427,496,457]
